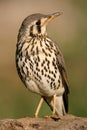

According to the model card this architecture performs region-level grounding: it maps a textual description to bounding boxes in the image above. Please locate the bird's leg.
[52,94,56,116]
[34,97,44,118]
[44,94,59,120]
[50,94,60,120]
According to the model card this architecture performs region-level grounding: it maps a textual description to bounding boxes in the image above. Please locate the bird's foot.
[44,114,60,121]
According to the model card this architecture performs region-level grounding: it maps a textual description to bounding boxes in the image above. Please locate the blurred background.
[0,0,87,119]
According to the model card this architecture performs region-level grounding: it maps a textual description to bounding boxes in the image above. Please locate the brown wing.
[55,42,69,113]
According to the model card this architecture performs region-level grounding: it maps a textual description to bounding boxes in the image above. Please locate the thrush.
[16,12,69,117]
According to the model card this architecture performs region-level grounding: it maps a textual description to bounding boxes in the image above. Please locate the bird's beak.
[42,12,63,26]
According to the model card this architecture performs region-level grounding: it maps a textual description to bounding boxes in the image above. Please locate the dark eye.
[36,20,41,26]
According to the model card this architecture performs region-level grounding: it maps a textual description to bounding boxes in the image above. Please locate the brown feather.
[55,42,69,112]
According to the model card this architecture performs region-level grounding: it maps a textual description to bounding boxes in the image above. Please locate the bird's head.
[18,12,63,39]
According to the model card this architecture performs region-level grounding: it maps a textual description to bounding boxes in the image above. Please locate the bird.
[16,12,69,118]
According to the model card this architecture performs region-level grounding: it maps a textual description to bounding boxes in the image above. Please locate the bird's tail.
[44,95,66,116]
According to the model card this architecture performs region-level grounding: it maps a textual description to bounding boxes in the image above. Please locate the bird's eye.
[36,20,41,26]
